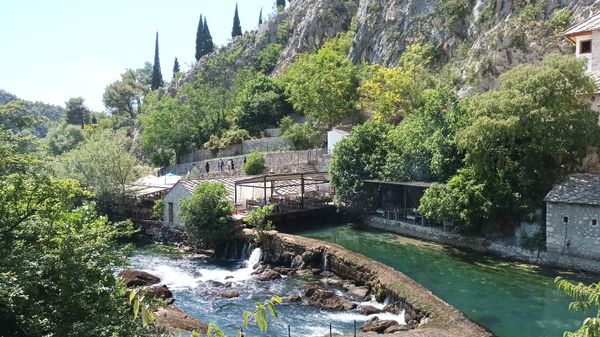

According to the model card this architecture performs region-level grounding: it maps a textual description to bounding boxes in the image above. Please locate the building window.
[168,202,174,223]
[592,219,598,226]
[581,40,592,54]
[563,216,569,223]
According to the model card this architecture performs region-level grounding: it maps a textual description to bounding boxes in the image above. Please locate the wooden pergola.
[234,172,329,209]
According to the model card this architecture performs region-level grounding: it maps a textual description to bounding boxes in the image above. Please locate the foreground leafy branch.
[556,277,600,337]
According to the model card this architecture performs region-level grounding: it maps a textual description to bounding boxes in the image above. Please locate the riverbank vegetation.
[331,54,600,234]
[0,103,149,336]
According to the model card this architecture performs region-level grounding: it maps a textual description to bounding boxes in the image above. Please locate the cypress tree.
[231,3,242,38]
[195,15,204,61]
[173,57,180,77]
[258,8,263,25]
[151,32,164,90]
[202,18,213,56]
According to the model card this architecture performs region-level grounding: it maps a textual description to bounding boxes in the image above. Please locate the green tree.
[238,74,291,134]
[151,32,164,90]
[258,7,263,25]
[202,18,214,56]
[195,14,205,61]
[173,57,180,77]
[232,3,242,38]
[281,38,359,128]
[0,103,147,337]
[359,44,434,124]
[180,182,236,244]
[65,97,90,128]
[421,55,600,230]
[383,87,465,182]
[46,121,85,155]
[556,277,600,337]
[243,151,266,175]
[246,204,275,244]
[329,121,391,210]
[58,130,145,216]
[103,68,150,118]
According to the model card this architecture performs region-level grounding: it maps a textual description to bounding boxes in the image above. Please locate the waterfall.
[322,251,329,271]
[198,247,262,283]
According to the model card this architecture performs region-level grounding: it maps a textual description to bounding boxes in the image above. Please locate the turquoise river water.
[296,223,599,337]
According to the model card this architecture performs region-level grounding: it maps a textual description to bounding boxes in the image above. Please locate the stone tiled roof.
[544,174,600,206]
[564,13,600,42]
[177,177,238,201]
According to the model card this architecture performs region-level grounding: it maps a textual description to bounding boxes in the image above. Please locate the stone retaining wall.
[164,149,329,177]
[259,230,492,337]
[177,136,293,164]
[365,216,600,274]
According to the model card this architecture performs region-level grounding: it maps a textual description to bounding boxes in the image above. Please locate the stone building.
[544,174,600,259]
[564,13,600,111]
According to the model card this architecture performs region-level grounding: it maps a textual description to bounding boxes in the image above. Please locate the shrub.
[246,205,275,244]
[243,151,266,175]
[255,43,284,74]
[152,198,164,220]
[179,182,235,244]
[206,128,250,150]
[518,3,543,22]
[281,120,320,150]
[548,8,571,34]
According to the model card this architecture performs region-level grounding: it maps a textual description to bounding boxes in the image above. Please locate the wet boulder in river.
[144,284,174,304]
[256,269,282,281]
[361,304,382,315]
[347,285,370,300]
[118,269,160,287]
[361,318,399,333]
[306,288,356,311]
[154,306,208,334]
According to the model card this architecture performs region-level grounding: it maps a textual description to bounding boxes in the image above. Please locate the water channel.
[296,223,599,337]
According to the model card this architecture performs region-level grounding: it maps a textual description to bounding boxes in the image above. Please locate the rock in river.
[256,269,282,281]
[144,284,174,304]
[306,288,356,311]
[347,285,370,300]
[154,306,208,334]
[361,304,382,315]
[361,318,400,333]
[118,269,160,287]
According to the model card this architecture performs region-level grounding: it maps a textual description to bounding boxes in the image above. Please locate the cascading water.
[322,251,329,271]
[130,244,403,337]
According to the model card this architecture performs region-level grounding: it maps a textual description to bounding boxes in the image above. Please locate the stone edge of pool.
[252,229,493,337]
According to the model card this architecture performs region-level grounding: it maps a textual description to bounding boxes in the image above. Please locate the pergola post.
[403,185,407,219]
[300,173,305,209]
[263,176,267,204]
[234,183,238,205]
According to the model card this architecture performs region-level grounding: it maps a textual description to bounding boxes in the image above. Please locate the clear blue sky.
[0,0,276,111]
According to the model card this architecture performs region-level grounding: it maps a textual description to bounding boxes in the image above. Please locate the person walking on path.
[205,162,210,173]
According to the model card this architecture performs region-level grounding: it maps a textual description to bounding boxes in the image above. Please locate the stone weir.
[255,230,493,337]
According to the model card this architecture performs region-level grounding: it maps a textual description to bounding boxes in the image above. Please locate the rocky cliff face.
[172,0,600,92]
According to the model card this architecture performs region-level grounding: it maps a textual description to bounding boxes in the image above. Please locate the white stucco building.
[327,126,352,154]
[564,13,600,111]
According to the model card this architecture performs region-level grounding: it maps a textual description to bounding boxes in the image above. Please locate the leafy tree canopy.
[103,65,151,118]
[46,121,85,155]
[281,35,359,129]
[180,181,236,244]
[238,74,291,135]
[57,129,146,217]
[329,120,392,210]
[359,44,435,124]
[420,55,600,231]
[65,97,90,128]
